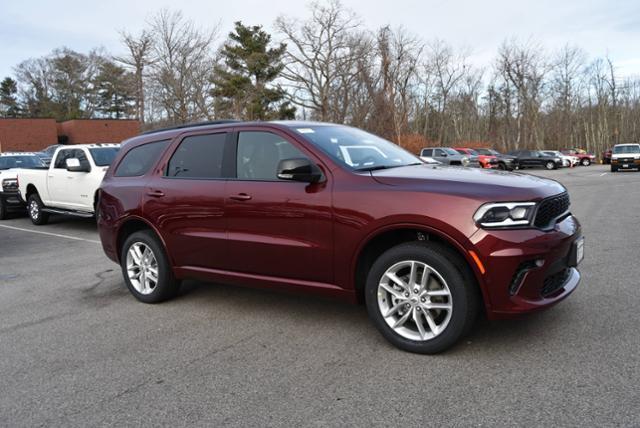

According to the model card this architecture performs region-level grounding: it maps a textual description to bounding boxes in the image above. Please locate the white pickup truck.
[17,144,120,225]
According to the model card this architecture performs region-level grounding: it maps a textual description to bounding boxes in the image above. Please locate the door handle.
[147,190,165,198]
[229,193,252,201]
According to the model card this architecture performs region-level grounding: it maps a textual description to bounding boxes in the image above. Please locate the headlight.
[2,178,18,192]
[473,202,536,228]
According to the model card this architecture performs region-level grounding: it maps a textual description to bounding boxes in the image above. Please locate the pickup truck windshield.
[0,155,45,170]
[613,145,640,154]
[294,126,420,171]
[89,148,120,166]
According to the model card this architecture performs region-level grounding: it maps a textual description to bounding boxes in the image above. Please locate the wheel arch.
[352,224,488,312]
[115,216,173,267]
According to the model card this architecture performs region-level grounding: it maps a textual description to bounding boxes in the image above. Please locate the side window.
[114,140,171,177]
[166,133,226,179]
[236,131,306,181]
[74,149,89,164]
[54,150,75,169]
[435,149,445,157]
[422,149,432,156]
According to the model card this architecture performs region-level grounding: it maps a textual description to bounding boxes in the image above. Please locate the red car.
[98,121,583,354]
[454,147,498,168]
[561,149,595,166]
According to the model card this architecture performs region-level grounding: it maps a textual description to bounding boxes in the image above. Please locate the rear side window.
[166,133,226,178]
[421,149,432,156]
[114,140,170,177]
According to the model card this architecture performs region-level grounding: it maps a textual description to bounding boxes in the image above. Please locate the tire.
[581,158,591,166]
[365,242,479,354]
[611,165,618,172]
[0,198,6,220]
[545,161,555,170]
[27,194,49,225]
[120,230,180,303]
[497,162,507,171]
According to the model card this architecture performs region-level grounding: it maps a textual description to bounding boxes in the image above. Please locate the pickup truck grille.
[534,192,570,229]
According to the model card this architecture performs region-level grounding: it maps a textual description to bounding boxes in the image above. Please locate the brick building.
[0,118,140,153]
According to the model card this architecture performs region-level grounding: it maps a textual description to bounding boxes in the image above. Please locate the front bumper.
[611,158,640,169]
[470,214,582,318]
[0,191,26,211]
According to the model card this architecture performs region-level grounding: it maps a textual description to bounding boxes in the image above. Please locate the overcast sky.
[2,0,639,79]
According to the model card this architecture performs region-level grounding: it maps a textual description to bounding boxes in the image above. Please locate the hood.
[370,164,565,201]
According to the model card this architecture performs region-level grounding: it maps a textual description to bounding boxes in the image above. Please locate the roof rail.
[140,120,241,135]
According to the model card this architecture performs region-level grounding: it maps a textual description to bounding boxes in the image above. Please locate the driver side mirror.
[66,158,90,172]
[277,158,323,183]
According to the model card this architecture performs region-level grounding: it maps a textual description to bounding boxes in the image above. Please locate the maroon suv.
[98,121,583,353]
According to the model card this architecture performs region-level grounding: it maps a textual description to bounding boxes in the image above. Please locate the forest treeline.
[1,1,638,154]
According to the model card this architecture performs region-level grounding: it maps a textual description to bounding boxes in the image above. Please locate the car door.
[46,148,77,208]
[143,131,230,270]
[225,129,333,284]
[434,149,447,164]
[65,149,101,211]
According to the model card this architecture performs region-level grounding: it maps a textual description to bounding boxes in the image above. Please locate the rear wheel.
[121,230,180,303]
[27,194,49,225]
[545,161,556,170]
[581,158,591,166]
[365,242,479,354]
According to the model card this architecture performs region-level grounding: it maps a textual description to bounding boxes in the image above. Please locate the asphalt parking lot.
[1,164,639,427]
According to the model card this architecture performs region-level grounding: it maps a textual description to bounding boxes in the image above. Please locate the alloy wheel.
[29,200,39,220]
[126,242,159,295]
[377,260,452,341]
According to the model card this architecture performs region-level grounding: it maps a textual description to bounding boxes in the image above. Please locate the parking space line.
[600,172,607,176]
[0,224,101,244]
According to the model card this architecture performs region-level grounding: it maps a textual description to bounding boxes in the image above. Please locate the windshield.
[89,147,120,167]
[475,148,499,156]
[543,151,561,156]
[613,145,640,154]
[0,155,46,170]
[293,125,420,171]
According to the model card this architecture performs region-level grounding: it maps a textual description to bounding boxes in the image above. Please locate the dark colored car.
[508,150,563,170]
[454,147,498,169]
[420,147,481,167]
[561,149,595,166]
[474,148,516,171]
[98,121,583,354]
[602,148,612,164]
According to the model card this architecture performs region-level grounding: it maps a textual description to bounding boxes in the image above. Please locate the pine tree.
[212,21,295,120]
[0,77,21,117]
[94,61,136,119]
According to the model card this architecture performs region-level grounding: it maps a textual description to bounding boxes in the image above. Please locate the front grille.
[534,192,570,229]
[541,268,571,297]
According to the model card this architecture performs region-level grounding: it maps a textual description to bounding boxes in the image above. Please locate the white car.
[542,150,578,167]
[0,152,47,220]
[17,144,120,224]
[610,143,640,172]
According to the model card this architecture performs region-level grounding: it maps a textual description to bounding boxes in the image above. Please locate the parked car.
[602,148,612,164]
[561,149,595,166]
[420,147,481,167]
[98,121,583,354]
[541,150,578,167]
[35,144,64,166]
[473,148,516,171]
[454,148,498,169]
[507,150,563,170]
[610,143,640,172]
[17,144,120,224]
[419,156,441,165]
[0,152,48,220]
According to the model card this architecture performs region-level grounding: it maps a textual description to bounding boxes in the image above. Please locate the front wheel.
[545,161,556,170]
[611,165,618,172]
[581,158,591,166]
[0,198,6,220]
[27,194,49,225]
[121,230,180,303]
[365,242,479,354]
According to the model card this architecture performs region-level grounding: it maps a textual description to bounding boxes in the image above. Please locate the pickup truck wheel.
[365,242,479,354]
[611,165,618,172]
[27,194,49,225]
[0,199,6,220]
[121,230,180,303]
[581,158,591,166]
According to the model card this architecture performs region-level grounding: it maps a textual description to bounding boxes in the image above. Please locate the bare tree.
[117,30,155,123]
[275,0,367,122]
[147,10,218,124]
